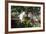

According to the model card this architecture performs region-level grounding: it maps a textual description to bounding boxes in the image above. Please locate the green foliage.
[11,6,41,28]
